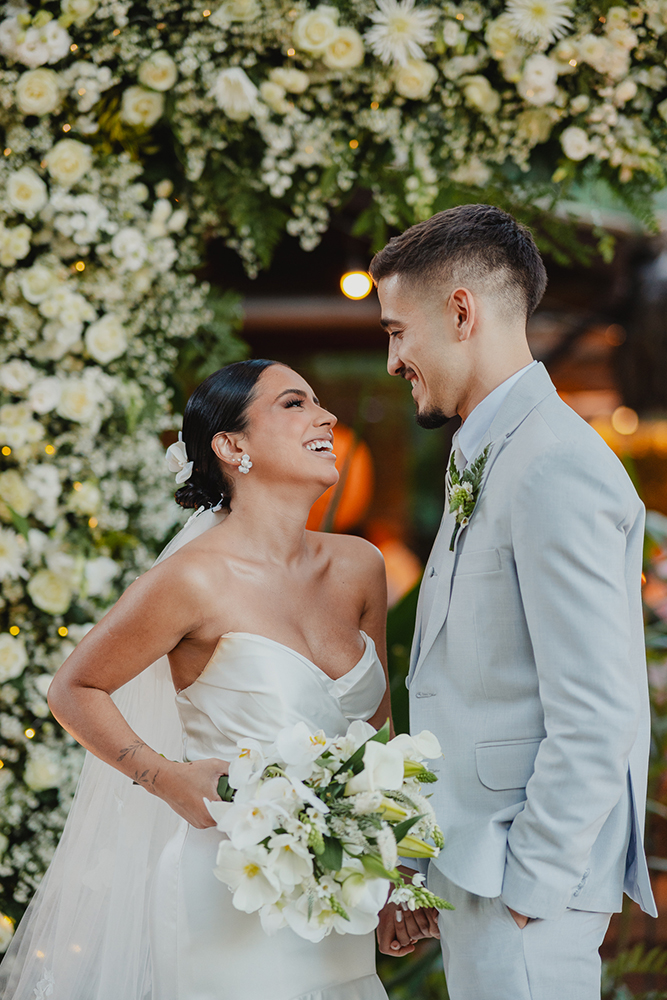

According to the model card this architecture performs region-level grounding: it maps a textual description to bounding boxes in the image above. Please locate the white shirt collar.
[455,361,537,465]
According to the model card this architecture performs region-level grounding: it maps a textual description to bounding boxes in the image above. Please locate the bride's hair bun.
[174,359,279,510]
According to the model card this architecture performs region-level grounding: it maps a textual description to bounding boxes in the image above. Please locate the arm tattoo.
[117,740,146,763]
[132,767,160,791]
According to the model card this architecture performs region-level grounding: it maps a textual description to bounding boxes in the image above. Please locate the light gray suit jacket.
[409,363,656,920]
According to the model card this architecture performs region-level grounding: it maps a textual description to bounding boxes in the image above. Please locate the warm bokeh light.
[45,444,55,455]
[24,729,35,739]
[9,626,20,636]
[73,481,82,491]
[2,446,11,456]
[611,405,639,435]
[88,517,98,528]
[340,271,373,300]
[58,626,69,637]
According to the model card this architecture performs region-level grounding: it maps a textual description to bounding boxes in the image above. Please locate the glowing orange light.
[349,139,359,149]
[58,626,69,637]
[3,148,10,156]
[611,406,639,435]
[370,101,379,110]
[340,271,373,300]
[70,43,78,51]
[24,729,35,739]
[2,446,11,456]
[9,626,20,636]
[45,444,55,455]
[73,481,82,491]
[62,123,71,132]
[75,261,85,271]
[307,425,374,533]
[642,573,647,586]
[88,517,98,528]
[287,47,296,56]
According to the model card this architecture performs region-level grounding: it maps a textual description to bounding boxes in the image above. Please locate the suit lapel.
[409,363,558,684]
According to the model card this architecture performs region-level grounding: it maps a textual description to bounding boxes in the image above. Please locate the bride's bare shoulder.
[308,530,385,579]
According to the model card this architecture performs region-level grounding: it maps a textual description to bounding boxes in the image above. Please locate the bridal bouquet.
[204,720,452,942]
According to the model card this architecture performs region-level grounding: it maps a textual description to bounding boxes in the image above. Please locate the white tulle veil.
[0,505,227,1000]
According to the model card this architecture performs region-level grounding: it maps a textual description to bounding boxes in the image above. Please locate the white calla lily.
[344,740,404,795]
[389,729,442,761]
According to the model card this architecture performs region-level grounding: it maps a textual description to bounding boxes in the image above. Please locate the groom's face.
[379,274,464,427]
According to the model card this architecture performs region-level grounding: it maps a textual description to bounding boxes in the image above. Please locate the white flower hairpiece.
[165,431,193,484]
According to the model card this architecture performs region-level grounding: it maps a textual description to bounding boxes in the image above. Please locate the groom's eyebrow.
[380,317,400,329]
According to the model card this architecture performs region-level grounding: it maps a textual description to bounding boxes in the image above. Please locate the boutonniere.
[447,444,490,551]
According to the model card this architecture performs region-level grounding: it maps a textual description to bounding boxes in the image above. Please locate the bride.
[0,359,396,1000]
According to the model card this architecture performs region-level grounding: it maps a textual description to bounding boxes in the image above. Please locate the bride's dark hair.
[174,359,280,510]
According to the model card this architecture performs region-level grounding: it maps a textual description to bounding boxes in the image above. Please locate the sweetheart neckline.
[176,630,374,696]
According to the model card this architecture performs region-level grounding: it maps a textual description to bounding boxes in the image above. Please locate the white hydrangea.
[0,223,31,268]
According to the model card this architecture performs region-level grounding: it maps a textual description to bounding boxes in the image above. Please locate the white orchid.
[267,832,313,886]
[389,730,442,761]
[214,780,293,850]
[165,432,193,484]
[228,738,267,788]
[274,721,330,779]
[213,840,281,912]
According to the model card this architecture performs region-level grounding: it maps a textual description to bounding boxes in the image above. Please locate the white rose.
[460,74,500,114]
[68,480,101,515]
[210,67,258,120]
[323,27,365,69]
[27,568,72,615]
[85,313,127,364]
[293,5,339,53]
[210,0,260,23]
[16,67,61,115]
[0,633,28,682]
[0,526,26,581]
[560,125,592,161]
[44,138,92,187]
[0,359,37,393]
[85,556,119,597]
[0,222,31,267]
[120,85,164,127]
[57,378,97,423]
[0,402,44,448]
[394,59,438,100]
[484,14,518,59]
[658,97,667,123]
[61,0,99,26]
[268,67,310,94]
[613,78,637,105]
[138,50,178,92]
[28,376,62,414]
[13,26,50,69]
[19,262,61,304]
[517,53,558,106]
[0,469,35,517]
[24,745,63,791]
[111,226,147,271]
[7,167,48,218]
[259,80,289,114]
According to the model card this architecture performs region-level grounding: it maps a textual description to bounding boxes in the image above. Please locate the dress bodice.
[175,631,386,762]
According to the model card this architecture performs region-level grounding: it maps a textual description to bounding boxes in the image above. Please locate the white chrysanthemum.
[210,67,259,120]
[365,0,438,66]
[0,529,26,583]
[505,0,574,45]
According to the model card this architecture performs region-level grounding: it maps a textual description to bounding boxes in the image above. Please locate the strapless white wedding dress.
[148,631,390,1000]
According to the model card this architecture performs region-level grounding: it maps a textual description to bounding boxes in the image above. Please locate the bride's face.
[241,365,339,493]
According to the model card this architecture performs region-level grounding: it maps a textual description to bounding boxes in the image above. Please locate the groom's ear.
[211,432,244,470]
[449,287,475,341]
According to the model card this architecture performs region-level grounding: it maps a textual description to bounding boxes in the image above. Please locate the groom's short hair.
[369,204,547,320]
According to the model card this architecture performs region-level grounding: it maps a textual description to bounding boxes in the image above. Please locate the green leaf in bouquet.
[361,853,398,881]
[392,813,425,844]
[338,719,391,776]
[217,775,235,802]
[319,835,343,871]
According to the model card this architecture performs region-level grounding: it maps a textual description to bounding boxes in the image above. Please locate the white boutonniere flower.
[447,444,490,550]
[165,431,193,484]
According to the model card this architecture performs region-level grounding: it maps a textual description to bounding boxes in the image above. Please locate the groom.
[373,205,656,999]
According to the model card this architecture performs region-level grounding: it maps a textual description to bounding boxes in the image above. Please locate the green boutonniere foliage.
[448,445,491,551]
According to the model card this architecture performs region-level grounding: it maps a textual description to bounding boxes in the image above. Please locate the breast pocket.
[456,547,501,576]
[475,737,542,790]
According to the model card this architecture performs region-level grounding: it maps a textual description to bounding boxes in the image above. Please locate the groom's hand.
[377,902,440,956]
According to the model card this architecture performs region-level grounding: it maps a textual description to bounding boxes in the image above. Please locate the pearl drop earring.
[238,454,252,474]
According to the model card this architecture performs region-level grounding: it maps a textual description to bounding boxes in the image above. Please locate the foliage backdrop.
[2,0,667,951]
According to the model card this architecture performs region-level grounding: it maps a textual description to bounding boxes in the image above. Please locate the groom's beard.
[416,407,451,429]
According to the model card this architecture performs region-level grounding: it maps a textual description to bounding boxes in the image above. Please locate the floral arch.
[0,0,666,943]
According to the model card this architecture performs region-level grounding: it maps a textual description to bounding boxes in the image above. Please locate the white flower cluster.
[205,720,445,941]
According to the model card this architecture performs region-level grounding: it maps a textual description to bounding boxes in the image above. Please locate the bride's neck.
[222,482,315,564]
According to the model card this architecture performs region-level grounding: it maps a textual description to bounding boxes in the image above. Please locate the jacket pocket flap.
[456,548,501,575]
[475,738,542,790]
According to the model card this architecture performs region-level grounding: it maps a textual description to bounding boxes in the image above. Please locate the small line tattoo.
[117,740,146,763]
